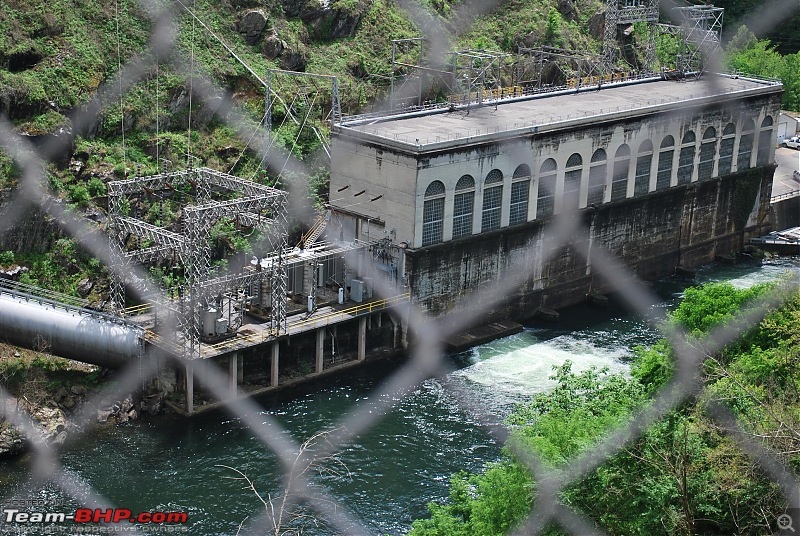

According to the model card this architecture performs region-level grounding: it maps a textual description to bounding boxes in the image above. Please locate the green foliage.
[0,250,14,266]
[410,462,534,536]
[68,183,91,206]
[414,281,800,535]
[546,8,562,46]
[86,176,106,198]
[725,30,800,111]
[672,281,771,336]
[631,339,674,394]
[508,363,644,466]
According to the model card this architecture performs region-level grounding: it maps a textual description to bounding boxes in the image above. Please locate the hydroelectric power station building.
[329,74,782,319]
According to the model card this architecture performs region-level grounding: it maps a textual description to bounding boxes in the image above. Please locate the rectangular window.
[537,175,556,218]
[634,154,651,196]
[588,164,607,205]
[698,142,715,180]
[738,133,754,170]
[509,181,529,226]
[718,138,734,176]
[452,191,474,238]
[657,149,673,190]
[757,130,772,166]
[677,146,694,185]
[481,186,502,232]
[564,170,581,210]
[421,197,444,246]
[611,160,628,201]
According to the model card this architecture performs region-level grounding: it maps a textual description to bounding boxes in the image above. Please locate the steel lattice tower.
[108,167,289,360]
[602,0,660,74]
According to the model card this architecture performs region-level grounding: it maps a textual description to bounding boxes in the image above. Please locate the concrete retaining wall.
[406,166,774,320]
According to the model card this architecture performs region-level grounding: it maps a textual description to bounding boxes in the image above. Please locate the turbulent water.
[1,258,797,535]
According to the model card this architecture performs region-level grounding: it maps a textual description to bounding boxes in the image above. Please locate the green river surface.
[1,257,798,535]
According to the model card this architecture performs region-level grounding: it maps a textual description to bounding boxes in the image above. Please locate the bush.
[0,250,14,266]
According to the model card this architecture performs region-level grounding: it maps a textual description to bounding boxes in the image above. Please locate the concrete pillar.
[376,313,382,328]
[271,343,279,387]
[237,352,244,384]
[391,317,399,349]
[315,328,324,374]
[185,361,194,415]
[229,352,238,398]
[358,316,367,361]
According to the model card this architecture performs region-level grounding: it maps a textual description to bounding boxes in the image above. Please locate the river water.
[1,258,797,535]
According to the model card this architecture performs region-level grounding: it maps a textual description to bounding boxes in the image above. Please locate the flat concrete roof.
[337,74,782,154]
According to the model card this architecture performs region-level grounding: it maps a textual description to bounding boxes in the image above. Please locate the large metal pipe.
[0,292,143,369]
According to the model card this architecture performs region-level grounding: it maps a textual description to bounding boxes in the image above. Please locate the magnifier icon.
[779,513,796,532]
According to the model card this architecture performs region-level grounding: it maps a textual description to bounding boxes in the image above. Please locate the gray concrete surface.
[773,146,800,198]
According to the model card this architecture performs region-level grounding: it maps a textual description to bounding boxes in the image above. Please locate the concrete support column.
[229,352,238,398]
[271,343,280,387]
[237,353,244,384]
[315,329,324,374]
[391,317,399,349]
[358,316,367,361]
[185,361,194,415]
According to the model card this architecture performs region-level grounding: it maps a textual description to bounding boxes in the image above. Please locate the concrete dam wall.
[406,166,774,320]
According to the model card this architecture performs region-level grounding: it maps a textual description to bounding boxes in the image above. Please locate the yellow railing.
[289,292,411,332]
[122,303,154,317]
[208,331,265,353]
[207,292,411,354]
[143,329,183,354]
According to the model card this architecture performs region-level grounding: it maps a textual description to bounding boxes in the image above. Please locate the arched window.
[677,130,696,185]
[587,149,607,205]
[698,127,717,180]
[482,169,503,232]
[738,118,755,171]
[537,159,557,218]
[510,164,531,226]
[611,145,631,201]
[452,175,475,239]
[564,153,583,210]
[634,140,653,196]
[718,123,736,176]
[656,135,674,190]
[757,115,774,166]
[421,181,445,246]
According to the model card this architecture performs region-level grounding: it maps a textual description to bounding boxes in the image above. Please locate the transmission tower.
[602,0,660,74]
[108,167,289,360]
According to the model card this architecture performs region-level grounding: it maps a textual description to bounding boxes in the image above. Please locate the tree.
[219,430,351,536]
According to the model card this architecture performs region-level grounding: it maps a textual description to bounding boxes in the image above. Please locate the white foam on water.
[448,331,631,416]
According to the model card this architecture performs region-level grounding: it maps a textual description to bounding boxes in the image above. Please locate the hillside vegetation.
[0,0,798,301]
[410,281,800,535]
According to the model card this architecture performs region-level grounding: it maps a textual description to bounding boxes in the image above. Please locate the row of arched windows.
[420,116,774,247]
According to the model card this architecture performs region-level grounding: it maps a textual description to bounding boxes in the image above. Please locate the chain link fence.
[1,0,800,534]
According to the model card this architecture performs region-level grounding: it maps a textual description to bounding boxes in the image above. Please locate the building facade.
[329,74,782,318]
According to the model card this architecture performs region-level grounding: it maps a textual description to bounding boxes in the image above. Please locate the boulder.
[51,431,67,446]
[279,50,308,72]
[61,396,76,410]
[588,12,605,40]
[70,385,86,396]
[120,396,134,414]
[141,392,165,416]
[96,409,112,423]
[238,10,268,45]
[557,0,578,22]
[262,31,286,60]
[0,425,26,459]
[76,278,93,297]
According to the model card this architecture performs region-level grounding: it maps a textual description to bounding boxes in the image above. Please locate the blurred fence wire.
[1,0,800,534]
